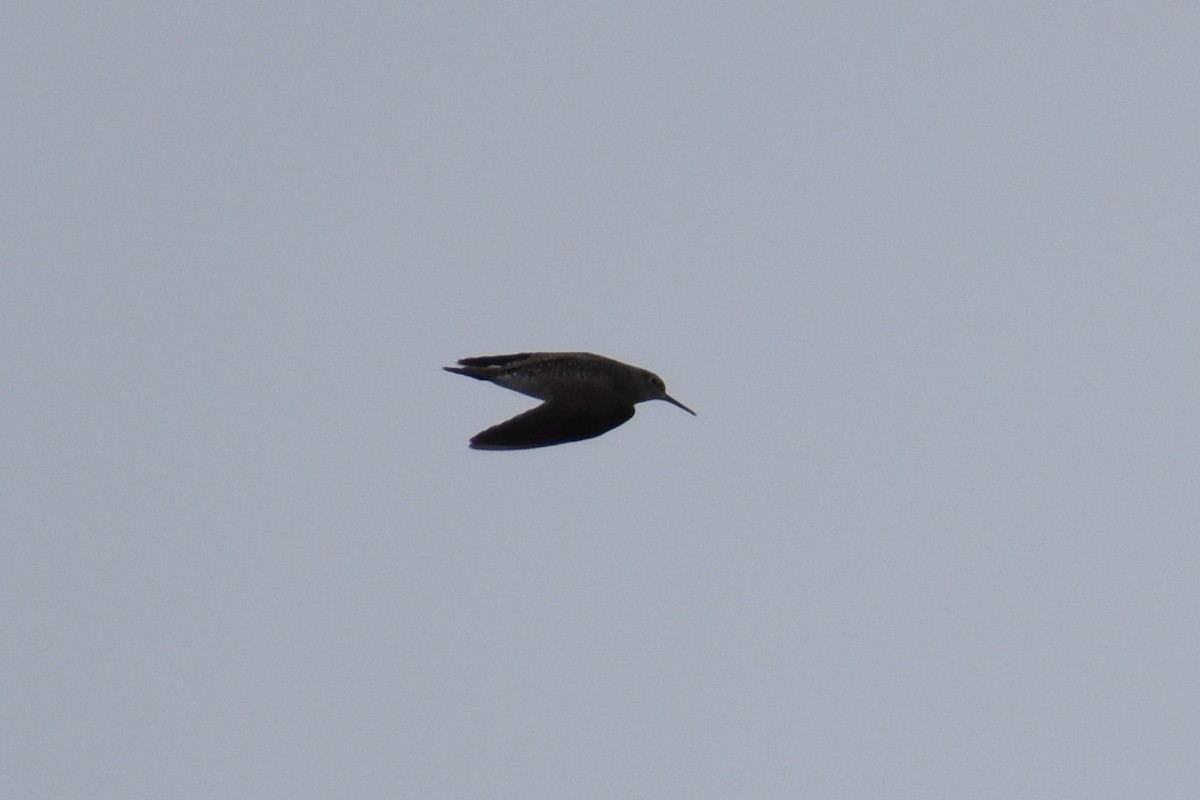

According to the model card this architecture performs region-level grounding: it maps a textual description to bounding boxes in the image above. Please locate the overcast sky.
[4,3,1199,798]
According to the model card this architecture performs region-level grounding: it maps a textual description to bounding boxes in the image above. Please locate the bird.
[444,352,695,450]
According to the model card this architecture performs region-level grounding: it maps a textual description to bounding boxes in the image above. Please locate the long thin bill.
[663,394,696,416]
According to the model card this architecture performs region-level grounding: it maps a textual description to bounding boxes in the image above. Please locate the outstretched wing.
[453,353,534,369]
[469,394,635,450]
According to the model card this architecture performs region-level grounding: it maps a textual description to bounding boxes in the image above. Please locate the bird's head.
[633,369,696,415]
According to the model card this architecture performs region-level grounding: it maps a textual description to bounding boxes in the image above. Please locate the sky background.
[4,3,1199,798]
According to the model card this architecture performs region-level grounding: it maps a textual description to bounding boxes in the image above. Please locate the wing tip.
[455,353,533,368]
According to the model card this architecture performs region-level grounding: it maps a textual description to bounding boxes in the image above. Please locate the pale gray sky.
[4,4,1198,798]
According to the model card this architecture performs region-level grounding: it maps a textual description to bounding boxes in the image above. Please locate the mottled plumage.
[445,352,695,450]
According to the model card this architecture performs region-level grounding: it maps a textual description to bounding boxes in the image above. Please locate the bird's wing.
[468,393,635,450]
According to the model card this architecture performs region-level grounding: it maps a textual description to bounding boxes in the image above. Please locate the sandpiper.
[445,352,695,450]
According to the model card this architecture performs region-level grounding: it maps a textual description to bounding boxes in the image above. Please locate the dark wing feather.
[454,353,533,368]
[469,395,635,450]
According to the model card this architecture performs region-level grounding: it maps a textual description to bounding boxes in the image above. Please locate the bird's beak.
[663,394,696,416]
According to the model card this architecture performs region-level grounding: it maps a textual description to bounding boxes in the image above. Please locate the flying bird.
[445,352,695,450]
